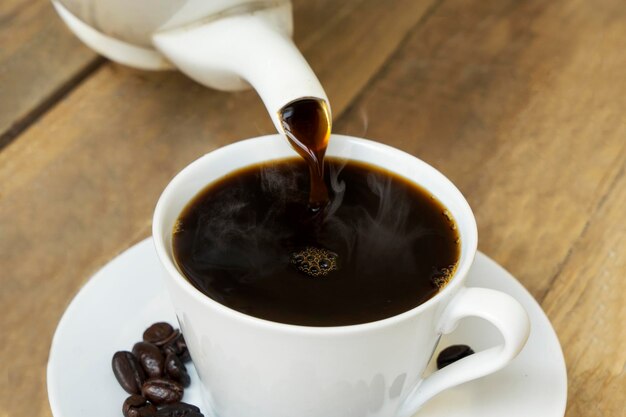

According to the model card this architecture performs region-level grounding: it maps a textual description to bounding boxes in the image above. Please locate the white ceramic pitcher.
[51,0,329,133]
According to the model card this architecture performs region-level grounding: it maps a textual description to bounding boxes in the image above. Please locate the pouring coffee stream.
[279,98,332,211]
[278,98,334,278]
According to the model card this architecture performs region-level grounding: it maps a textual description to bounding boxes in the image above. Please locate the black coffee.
[172,158,460,326]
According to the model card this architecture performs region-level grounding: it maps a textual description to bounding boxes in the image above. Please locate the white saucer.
[47,239,567,417]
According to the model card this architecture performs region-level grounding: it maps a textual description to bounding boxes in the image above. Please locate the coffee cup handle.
[398,287,530,417]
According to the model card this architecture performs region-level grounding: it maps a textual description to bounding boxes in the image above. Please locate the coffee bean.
[142,378,184,405]
[155,402,204,417]
[165,353,191,387]
[162,333,190,363]
[122,395,157,417]
[436,344,475,369]
[133,341,164,378]
[112,351,146,394]
[143,322,177,346]
[113,323,203,416]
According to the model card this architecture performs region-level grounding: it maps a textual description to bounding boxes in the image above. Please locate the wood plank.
[541,167,625,416]
[0,0,99,142]
[0,1,438,416]
[335,0,626,300]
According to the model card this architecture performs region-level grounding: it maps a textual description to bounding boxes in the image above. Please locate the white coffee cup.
[153,134,530,417]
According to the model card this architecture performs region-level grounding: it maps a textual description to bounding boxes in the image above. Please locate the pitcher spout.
[152,7,330,134]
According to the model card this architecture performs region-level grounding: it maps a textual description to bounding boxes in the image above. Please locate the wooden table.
[1,0,624,416]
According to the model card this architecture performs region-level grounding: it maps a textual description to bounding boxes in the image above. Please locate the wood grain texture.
[0,1,438,416]
[542,167,625,416]
[0,0,99,142]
